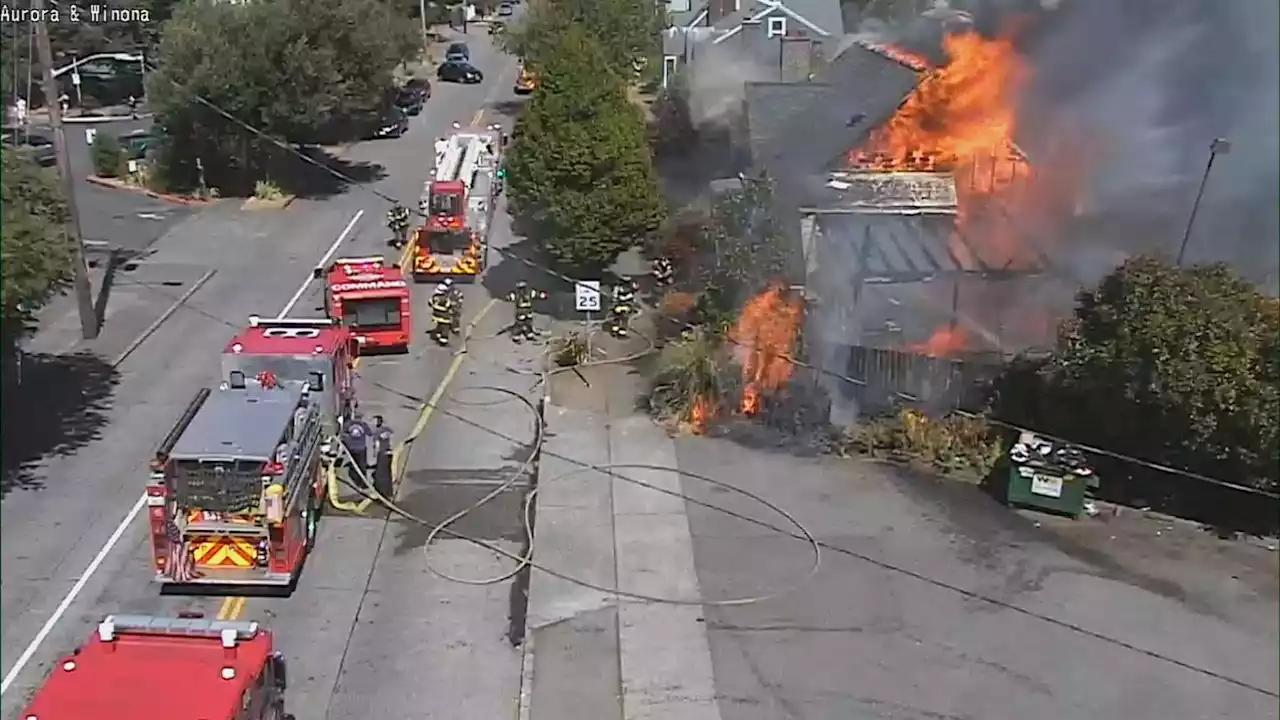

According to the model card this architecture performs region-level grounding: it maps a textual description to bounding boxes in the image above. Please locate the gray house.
[661,0,846,87]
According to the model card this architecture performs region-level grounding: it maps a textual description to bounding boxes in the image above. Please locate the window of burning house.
[342,297,402,329]
[429,190,462,217]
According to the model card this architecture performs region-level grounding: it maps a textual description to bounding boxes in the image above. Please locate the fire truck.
[410,125,502,282]
[147,317,357,586]
[19,614,295,720]
[315,256,412,352]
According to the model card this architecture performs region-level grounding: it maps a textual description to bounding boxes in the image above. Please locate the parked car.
[365,106,409,140]
[405,77,432,98]
[118,129,153,161]
[1,130,56,167]
[445,42,470,63]
[395,86,426,116]
[498,3,514,16]
[437,61,483,85]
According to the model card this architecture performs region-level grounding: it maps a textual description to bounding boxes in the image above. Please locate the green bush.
[837,409,1003,479]
[90,134,126,178]
[646,329,726,428]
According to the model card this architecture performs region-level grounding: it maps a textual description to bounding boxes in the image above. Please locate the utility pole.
[1177,137,1231,267]
[33,0,98,339]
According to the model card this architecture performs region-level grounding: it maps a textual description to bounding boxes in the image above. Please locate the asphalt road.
[674,439,1280,720]
[0,28,530,718]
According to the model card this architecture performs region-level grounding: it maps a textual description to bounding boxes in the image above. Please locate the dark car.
[437,61,483,84]
[2,130,57,167]
[365,106,409,140]
[118,129,153,161]
[395,86,426,116]
[445,42,470,63]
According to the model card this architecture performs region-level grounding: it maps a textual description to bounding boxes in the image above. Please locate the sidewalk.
[521,352,723,720]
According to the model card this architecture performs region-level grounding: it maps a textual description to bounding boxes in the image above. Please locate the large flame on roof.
[730,285,804,415]
[849,28,1092,356]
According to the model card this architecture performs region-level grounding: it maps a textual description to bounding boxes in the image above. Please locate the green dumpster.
[1002,432,1099,517]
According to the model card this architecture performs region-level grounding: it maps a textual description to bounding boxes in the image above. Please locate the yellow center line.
[216,595,246,620]
[471,108,485,125]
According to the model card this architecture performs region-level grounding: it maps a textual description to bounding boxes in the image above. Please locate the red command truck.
[410,126,502,282]
[147,318,358,587]
[19,615,295,720]
[315,256,412,352]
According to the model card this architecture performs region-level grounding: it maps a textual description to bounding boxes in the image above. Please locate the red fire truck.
[315,256,412,352]
[147,318,357,587]
[19,614,295,720]
[409,125,502,281]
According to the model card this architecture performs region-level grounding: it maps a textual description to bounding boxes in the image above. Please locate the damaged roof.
[743,39,923,190]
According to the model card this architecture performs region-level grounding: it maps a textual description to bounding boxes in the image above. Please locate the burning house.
[729,24,1081,424]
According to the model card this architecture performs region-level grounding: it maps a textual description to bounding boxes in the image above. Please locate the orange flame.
[908,326,971,358]
[730,285,804,415]
[689,394,713,434]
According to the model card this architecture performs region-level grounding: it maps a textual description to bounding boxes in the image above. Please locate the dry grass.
[835,408,1003,480]
[646,329,726,428]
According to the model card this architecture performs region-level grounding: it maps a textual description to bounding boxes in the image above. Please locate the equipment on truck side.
[314,256,412,353]
[147,369,328,587]
[19,614,295,720]
[409,125,502,281]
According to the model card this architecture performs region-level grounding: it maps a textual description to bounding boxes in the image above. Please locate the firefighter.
[506,280,543,343]
[371,415,394,498]
[606,277,638,338]
[651,256,675,287]
[386,204,411,247]
[442,278,463,334]
[430,285,457,346]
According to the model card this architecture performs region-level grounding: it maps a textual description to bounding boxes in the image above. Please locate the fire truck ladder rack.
[437,134,485,187]
[98,614,259,642]
[248,315,336,329]
[153,388,212,467]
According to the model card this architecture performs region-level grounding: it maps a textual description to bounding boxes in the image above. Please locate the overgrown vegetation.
[834,410,1003,479]
[90,134,126,178]
[1,149,72,352]
[502,0,665,272]
[647,329,725,425]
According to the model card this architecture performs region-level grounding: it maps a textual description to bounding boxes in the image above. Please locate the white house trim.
[767,16,786,38]
[712,0,833,44]
[684,7,708,27]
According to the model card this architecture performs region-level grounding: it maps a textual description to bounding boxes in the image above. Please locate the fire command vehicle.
[409,125,502,281]
[314,256,412,352]
[147,317,357,586]
[19,614,295,720]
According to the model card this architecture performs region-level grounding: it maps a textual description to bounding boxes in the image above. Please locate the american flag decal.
[168,539,198,583]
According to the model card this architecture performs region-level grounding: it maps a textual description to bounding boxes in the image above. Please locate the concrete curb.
[240,195,297,211]
[84,175,213,207]
[63,113,154,124]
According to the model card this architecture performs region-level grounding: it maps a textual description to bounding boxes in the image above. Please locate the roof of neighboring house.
[713,0,844,40]
[743,40,923,195]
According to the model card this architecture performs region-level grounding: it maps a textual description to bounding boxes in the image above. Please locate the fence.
[840,344,999,417]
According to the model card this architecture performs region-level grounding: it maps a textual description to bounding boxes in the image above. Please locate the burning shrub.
[839,409,1003,478]
[646,329,727,434]
[550,332,589,368]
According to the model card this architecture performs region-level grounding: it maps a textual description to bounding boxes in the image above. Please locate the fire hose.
[323,318,823,604]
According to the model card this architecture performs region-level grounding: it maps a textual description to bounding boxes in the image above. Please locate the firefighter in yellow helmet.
[606,277,638,338]
[430,285,457,346]
[386,204,411,248]
[506,280,545,343]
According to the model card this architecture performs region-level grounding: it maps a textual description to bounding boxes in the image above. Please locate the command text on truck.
[409,126,501,281]
[316,256,411,352]
[19,614,295,720]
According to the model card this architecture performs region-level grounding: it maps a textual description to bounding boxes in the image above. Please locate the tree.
[505,25,664,270]
[1,149,72,350]
[992,255,1280,491]
[147,0,416,194]
[503,0,663,81]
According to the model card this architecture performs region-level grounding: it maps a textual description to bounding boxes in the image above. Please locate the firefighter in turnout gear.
[606,278,638,338]
[651,257,675,287]
[506,280,545,343]
[441,278,462,334]
[386,204,411,247]
[430,285,457,346]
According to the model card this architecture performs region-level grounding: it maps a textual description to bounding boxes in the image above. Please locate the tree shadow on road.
[488,99,529,120]
[1,352,120,498]
[483,235,628,323]
[275,146,387,200]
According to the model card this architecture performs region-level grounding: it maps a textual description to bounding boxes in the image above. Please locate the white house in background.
[661,0,847,88]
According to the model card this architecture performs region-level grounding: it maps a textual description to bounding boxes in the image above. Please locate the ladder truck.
[409,125,503,282]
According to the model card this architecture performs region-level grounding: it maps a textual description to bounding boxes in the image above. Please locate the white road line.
[0,207,367,698]
[277,209,364,317]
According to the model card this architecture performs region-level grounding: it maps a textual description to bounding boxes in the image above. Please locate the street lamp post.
[1176,138,1231,267]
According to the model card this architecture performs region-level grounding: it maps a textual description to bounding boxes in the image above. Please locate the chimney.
[707,0,737,24]
[779,37,813,82]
